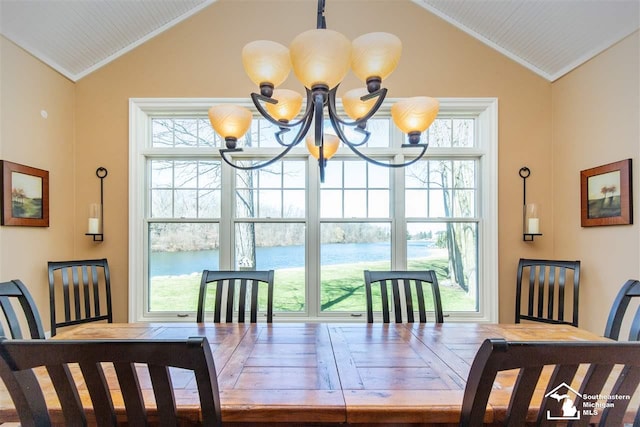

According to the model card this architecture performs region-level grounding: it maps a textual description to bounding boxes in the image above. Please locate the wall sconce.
[519,166,541,241]
[86,167,107,242]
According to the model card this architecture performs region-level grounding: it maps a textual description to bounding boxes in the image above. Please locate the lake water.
[150,241,436,277]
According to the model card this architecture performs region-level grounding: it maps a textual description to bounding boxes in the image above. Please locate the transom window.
[129,98,498,322]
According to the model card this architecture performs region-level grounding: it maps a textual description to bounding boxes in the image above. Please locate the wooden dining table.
[0,322,615,426]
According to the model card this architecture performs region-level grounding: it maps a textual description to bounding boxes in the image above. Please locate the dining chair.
[460,338,640,427]
[363,270,444,323]
[47,258,113,336]
[197,270,274,323]
[515,258,581,327]
[0,279,45,339]
[604,279,640,341]
[0,336,222,427]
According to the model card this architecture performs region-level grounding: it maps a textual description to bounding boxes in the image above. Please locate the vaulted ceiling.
[0,0,638,82]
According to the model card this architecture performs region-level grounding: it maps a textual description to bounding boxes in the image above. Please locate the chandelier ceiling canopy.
[208,0,440,182]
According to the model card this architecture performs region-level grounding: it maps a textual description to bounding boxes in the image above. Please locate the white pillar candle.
[88,218,100,234]
[528,218,539,234]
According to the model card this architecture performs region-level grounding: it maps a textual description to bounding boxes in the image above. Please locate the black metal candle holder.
[85,167,107,242]
[520,166,542,242]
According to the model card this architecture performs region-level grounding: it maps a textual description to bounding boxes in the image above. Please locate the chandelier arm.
[219,145,297,171]
[251,92,314,130]
[319,159,326,183]
[319,145,326,183]
[327,87,388,128]
[274,110,315,147]
[343,143,429,168]
[273,127,291,147]
[328,107,371,147]
[313,91,325,146]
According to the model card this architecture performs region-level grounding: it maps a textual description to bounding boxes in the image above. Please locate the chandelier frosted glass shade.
[342,88,377,120]
[391,96,440,136]
[265,89,304,122]
[306,133,340,160]
[242,40,291,91]
[208,105,252,145]
[289,29,352,90]
[351,32,402,86]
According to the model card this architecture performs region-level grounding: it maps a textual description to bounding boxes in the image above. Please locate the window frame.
[129,97,498,323]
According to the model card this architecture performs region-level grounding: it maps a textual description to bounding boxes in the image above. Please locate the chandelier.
[207,0,439,182]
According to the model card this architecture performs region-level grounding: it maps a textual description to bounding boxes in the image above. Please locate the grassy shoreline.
[149,255,475,313]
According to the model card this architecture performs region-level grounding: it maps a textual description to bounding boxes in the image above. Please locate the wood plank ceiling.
[0,0,638,82]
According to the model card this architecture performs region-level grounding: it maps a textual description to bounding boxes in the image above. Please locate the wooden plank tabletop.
[0,322,611,426]
[335,323,610,425]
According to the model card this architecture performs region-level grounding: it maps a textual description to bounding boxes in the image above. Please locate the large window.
[129,98,498,322]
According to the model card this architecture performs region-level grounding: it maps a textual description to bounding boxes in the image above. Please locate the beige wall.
[0,37,76,326]
[551,32,640,335]
[2,1,637,334]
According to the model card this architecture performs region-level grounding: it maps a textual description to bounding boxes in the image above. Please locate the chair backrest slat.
[403,279,414,323]
[60,268,71,322]
[380,280,390,323]
[526,267,535,316]
[48,259,113,337]
[516,259,581,327]
[251,279,260,323]
[391,279,402,323]
[0,366,49,427]
[238,278,248,323]
[79,360,117,427]
[148,364,178,427]
[460,338,640,427]
[0,280,45,339]
[547,266,557,318]
[197,270,275,323]
[506,366,542,426]
[71,267,81,321]
[600,365,640,425]
[81,266,91,321]
[414,279,427,323]
[605,279,640,341]
[113,362,147,426]
[0,295,21,338]
[90,265,100,316]
[46,364,86,425]
[225,278,236,322]
[364,270,444,324]
[535,266,546,318]
[556,266,566,322]
[0,337,222,427]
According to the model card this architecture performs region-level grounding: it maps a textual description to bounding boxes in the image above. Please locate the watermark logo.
[544,383,581,420]
[544,382,632,420]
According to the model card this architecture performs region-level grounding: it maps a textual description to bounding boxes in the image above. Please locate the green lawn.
[149,257,475,313]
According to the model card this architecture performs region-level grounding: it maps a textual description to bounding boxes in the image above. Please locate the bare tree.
[406,121,476,293]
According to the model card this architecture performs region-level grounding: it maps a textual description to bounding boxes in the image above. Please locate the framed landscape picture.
[1,160,49,227]
[580,159,632,227]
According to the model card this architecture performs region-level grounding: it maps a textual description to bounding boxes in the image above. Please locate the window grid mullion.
[171,160,176,218]
[307,156,320,318]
